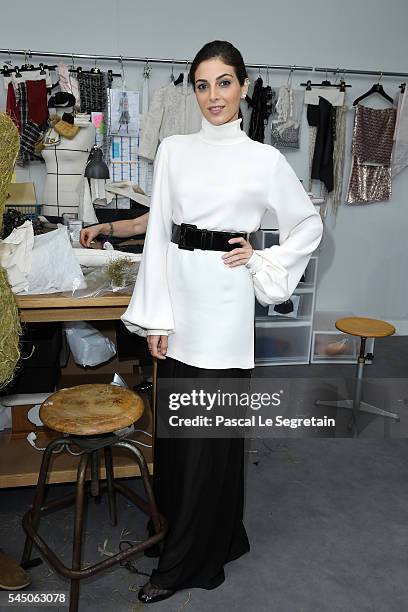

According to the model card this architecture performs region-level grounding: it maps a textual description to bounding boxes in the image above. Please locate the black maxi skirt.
[147,356,252,591]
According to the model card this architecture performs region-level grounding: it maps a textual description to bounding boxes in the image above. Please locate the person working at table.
[79,213,149,247]
[79,212,152,393]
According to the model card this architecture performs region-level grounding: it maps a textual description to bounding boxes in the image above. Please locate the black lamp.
[84,146,110,179]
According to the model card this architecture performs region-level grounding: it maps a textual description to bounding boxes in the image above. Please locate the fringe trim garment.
[331,104,348,215]
[346,104,396,204]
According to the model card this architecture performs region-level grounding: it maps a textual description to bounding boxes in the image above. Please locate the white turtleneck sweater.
[121,115,323,369]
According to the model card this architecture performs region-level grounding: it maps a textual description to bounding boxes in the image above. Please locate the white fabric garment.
[4,69,52,90]
[138,81,202,161]
[304,88,345,107]
[56,62,81,107]
[0,221,34,293]
[392,89,408,177]
[121,116,323,369]
[77,177,99,224]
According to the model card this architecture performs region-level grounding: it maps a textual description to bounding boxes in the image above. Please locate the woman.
[121,40,323,603]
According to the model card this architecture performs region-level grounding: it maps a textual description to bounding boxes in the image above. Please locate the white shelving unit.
[311,311,375,364]
[250,230,318,366]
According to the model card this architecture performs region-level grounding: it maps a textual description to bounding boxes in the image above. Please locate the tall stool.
[21,384,167,612]
[315,317,399,434]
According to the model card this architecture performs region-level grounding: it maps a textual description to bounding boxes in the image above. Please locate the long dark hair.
[189,40,248,130]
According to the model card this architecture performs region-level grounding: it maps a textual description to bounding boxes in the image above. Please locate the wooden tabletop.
[16,293,131,323]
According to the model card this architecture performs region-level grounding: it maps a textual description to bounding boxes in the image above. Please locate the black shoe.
[133,380,153,394]
[137,583,176,604]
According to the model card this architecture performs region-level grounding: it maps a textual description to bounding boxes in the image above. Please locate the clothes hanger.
[301,69,351,90]
[352,72,394,105]
[143,58,151,80]
[173,71,184,85]
[169,59,175,82]
[119,55,127,89]
[174,61,190,86]
[68,56,120,78]
[399,82,406,94]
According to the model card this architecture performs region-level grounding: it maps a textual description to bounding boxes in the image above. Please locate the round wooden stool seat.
[335,316,395,338]
[40,384,144,436]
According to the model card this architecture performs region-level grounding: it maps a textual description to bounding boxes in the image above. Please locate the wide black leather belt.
[171,223,248,252]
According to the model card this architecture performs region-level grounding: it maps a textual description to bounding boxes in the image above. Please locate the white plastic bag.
[63,322,116,366]
[26,226,86,294]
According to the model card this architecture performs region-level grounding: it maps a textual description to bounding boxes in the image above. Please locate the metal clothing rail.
[0,48,313,72]
[2,49,407,79]
[314,66,408,79]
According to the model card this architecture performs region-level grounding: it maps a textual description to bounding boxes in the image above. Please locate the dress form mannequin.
[42,105,95,218]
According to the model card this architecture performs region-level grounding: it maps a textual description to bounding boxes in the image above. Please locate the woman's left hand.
[221,237,253,267]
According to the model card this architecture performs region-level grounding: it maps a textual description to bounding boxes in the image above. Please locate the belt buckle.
[200,229,210,250]
[178,223,197,250]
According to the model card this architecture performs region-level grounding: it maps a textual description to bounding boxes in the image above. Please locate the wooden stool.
[316,317,399,434]
[21,384,167,612]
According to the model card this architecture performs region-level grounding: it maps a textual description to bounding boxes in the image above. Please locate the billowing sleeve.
[246,152,323,307]
[120,138,174,337]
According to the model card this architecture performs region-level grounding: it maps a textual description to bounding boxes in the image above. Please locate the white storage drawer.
[263,231,279,248]
[255,323,311,364]
[299,257,317,287]
[255,291,314,321]
[311,331,375,363]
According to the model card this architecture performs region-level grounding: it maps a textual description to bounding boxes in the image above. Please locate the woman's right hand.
[79,224,103,248]
[147,335,168,360]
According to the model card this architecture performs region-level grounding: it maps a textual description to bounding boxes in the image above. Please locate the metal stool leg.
[104,446,117,526]
[90,450,101,503]
[113,439,162,538]
[69,453,89,612]
[22,437,66,564]
[315,336,399,434]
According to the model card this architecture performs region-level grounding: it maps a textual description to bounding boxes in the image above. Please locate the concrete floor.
[1,335,408,611]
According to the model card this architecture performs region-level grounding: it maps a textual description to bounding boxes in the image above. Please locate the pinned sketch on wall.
[109,90,140,136]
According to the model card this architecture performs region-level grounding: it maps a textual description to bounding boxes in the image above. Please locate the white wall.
[1,0,408,321]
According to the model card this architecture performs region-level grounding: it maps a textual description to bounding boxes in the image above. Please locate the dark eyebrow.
[195,73,234,84]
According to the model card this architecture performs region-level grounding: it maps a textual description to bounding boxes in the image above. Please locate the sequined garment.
[346,104,396,204]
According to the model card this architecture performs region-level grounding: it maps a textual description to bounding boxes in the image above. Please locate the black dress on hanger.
[307,96,335,193]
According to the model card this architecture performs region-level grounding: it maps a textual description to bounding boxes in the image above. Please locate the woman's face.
[194,57,249,125]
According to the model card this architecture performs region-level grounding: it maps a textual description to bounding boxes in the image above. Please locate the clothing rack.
[314,66,408,79]
[0,48,313,72]
[2,49,408,80]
